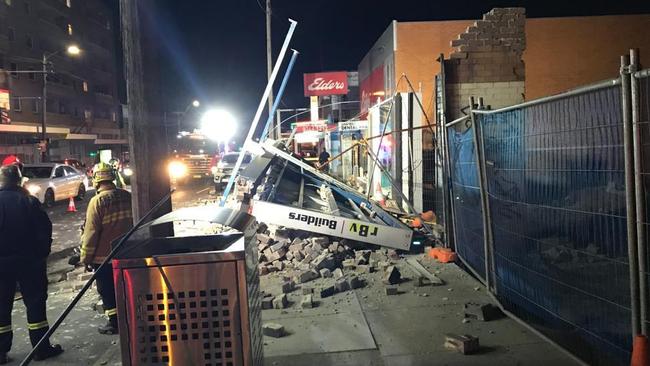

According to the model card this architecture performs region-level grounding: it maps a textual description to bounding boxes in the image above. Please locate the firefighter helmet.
[92,162,116,187]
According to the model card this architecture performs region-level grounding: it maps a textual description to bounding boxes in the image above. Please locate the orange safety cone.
[632,335,650,366]
[67,197,77,213]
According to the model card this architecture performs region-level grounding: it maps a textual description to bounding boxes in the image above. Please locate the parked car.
[22,163,88,207]
[212,152,251,191]
[55,158,92,179]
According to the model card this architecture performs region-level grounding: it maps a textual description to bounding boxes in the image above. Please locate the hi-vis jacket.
[81,185,133,265]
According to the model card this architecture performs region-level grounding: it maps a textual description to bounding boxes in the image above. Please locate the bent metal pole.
[261,49,299,141]
[220,19,298,207]
[20,190,175,366]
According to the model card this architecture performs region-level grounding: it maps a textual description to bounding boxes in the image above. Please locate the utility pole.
[266,0,275,139]
[119,0,172,228]
[41,54,48,162]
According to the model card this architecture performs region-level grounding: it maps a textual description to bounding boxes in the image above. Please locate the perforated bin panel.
[117,260,245,366]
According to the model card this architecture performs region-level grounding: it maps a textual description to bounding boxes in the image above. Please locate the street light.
[41,44,82,162]
[192,100,200,108]
[200,109,237,142]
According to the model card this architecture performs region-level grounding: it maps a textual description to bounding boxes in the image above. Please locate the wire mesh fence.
[447,117,486,282]
[635,70,650,336]
[446,78,640,365]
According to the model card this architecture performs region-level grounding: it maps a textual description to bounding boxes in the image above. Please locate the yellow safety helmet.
[92,162,116,187]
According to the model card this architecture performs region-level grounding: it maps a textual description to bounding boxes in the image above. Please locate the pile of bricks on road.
[256,223,402,300]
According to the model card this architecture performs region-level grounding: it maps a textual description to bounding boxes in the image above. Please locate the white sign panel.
[252,200,412,250]
[338,120,368,132]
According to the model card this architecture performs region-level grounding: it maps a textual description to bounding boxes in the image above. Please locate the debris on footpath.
[463,302,503,321]
[263,323,285,338]
[444,333,480,354]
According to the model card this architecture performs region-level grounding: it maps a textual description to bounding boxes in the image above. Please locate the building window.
[66,0,71,7]
[32,99,39,113]
[67,24,73,35]
[7,28,15,42]
[111,111,117,122]
[23,2,29,13]
[82,81,88,92]
[11,98,21,111]
[26,35,33,49]
[84,109,91,120]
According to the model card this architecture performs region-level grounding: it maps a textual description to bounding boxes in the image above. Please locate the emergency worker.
[0,165,63,364]
[80,162,133,334]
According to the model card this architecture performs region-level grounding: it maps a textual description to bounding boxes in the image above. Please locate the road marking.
[196,187,210,194]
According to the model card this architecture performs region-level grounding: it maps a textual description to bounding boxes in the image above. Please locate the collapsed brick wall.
[444,8,527,120]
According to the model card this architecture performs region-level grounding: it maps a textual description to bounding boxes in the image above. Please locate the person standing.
[318,148,331,173]
[81,162,133,335]
[0,165,63,364]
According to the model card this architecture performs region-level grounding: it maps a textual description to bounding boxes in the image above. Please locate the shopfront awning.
[95,139,128,145]
[66,133,98,140]
[0,123,70,134]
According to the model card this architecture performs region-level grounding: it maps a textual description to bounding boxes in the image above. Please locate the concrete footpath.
[4,253,582,365]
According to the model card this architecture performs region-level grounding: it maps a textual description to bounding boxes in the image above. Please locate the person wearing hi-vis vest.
[80,162,133,335]
[0,165,63,364]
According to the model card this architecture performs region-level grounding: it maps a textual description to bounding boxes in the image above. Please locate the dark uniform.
[81,167,132,334]
[0,165,62,363]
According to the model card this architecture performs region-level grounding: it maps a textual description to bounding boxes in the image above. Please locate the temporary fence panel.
[634,68,650,335]
[476,83,631,365]
[447,119,486,282]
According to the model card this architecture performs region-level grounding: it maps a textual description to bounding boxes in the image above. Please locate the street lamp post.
[40,45,81,162]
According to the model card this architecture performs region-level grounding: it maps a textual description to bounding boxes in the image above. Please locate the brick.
[459,32,477,40]
[382,266,401,285]
[273,260,284,271]
[356,265,373,274]
[385,287,399,296]
[463,302,503,321]
[342,259,356,269]
[320,268,332,278]
[256,222,268,234]
[320,286,336,298]
[312,253,336,271]
[300,294,314,309]
[333,268,344,279]
[450,39,466,47]
[263,323,285,338]
[264,247,286,262]
[272,294,288,309]
[334,278,350,293]
[270,239,289,252]
[257,233,273,245]
[258,265,269,276]
[450,52,468,60]
[444,333,480,354]
[328,242,340,253]
[78,272,93,282]
[293,251,304,261]
[281,280,295,294]
[297,269,320,284]
[312,236,330,247]
[261,296,274,310]
[302,287,314,295]
[348,276,363,289]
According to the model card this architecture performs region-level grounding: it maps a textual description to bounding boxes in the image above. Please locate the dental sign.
[304,72,348,96]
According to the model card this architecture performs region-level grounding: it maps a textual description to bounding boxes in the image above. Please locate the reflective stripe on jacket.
[81,185,133,264]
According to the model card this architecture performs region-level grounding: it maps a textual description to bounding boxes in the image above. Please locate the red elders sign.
[304,72,348,96]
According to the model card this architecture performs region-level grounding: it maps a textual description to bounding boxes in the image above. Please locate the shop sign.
[360,66,385,115]
[304,72,348,96]
[293,121,329,133]
[338,120,368,132]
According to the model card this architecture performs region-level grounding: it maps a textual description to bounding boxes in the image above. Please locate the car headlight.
[123,167,133,177]
[210,166,219,175]
[26,184,41,196]
[168,161,188,179]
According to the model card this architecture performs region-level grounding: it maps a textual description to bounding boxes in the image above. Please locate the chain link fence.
[446,56,650,365]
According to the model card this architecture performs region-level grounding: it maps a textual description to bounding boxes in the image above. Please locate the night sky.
[143,0,650,136]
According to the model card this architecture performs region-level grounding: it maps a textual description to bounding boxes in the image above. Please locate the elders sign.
[303,72,348,97]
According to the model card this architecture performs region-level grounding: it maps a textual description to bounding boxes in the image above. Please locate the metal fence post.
[621,54,641,338]
[630,48,647,336]
[469,99,495,293]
